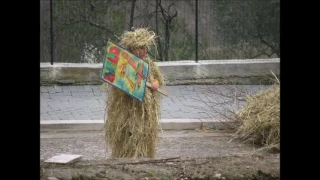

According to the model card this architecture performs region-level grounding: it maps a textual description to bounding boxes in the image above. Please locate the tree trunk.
[164,21,170,61]
[128,0,136,31]
[155,0,163,61]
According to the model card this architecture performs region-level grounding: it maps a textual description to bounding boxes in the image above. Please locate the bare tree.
[157,0,178,61]
[49,0,127,63]
[213,0,280,59]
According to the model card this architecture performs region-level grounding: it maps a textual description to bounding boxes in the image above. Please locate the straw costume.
[104,28,164,158]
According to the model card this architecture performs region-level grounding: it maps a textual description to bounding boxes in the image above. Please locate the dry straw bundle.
[105,84,161,158]
[104,27,164,158]
[234,84,280,152]
[120,27,157,49]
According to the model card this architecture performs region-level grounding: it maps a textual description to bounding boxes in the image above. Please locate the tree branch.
[251,52,275,59]
[168,10,178,21]
[158,0,169,21]
[248,25,279,57]
[168,2,175,12]
[174,23,210,59]
[96,157,181,166]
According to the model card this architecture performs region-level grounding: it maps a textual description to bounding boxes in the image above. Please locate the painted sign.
[101,41,149,102]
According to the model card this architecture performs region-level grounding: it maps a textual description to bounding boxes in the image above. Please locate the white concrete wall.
[40,58,280,85]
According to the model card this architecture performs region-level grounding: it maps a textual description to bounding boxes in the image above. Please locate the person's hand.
[151,81,159,91]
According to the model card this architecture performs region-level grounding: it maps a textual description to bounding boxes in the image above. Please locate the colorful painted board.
[101,41,149,102]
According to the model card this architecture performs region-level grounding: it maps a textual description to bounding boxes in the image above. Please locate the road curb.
[40,119,236,132]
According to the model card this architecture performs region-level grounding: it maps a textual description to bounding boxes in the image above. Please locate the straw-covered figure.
[104,28,165,158]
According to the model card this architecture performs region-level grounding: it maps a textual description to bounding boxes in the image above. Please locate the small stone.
[214,173,221,178]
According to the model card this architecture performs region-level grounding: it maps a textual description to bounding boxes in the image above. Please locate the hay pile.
[234,85,280,152]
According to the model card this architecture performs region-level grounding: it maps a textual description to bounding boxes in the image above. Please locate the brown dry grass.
[192,69,280,153]
[234,84,280,152]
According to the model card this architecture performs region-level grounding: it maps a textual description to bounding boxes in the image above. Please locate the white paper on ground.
[44,154,82,164]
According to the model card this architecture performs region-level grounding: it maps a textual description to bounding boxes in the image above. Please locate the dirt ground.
[40,154,279,180]
[40,130,280,180]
